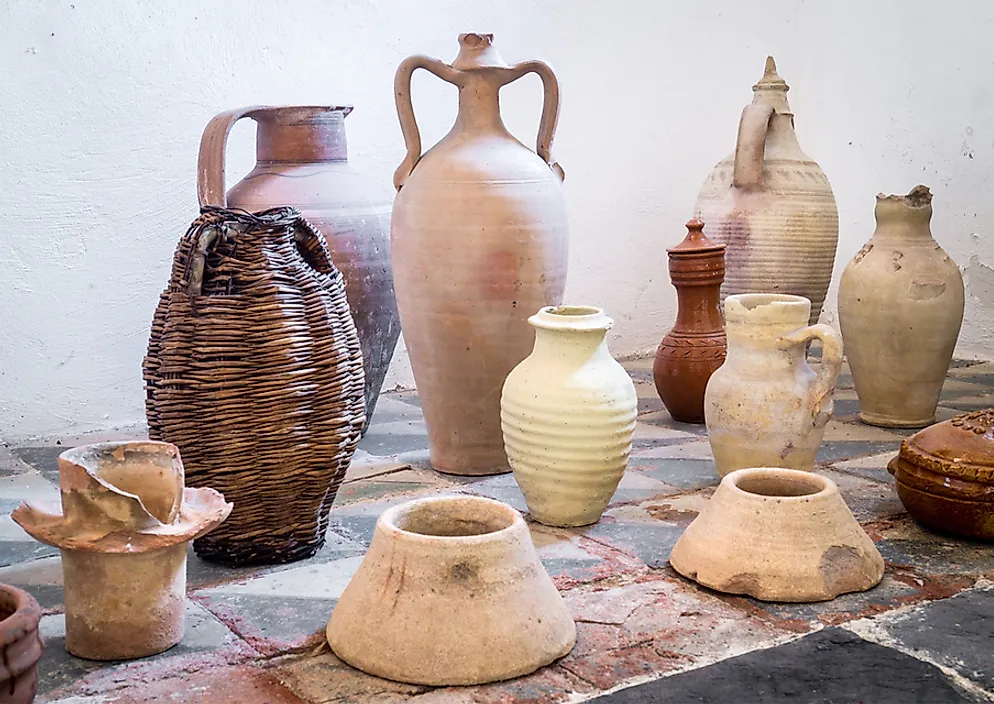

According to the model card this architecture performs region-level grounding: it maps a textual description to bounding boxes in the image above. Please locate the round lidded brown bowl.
[888,409,994,540]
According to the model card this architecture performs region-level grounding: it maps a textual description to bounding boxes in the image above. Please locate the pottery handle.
[393,56,463,191]
[197,106,266,207]
[777,324,844,428]
[732,103,775,189]
[505,60,565,181]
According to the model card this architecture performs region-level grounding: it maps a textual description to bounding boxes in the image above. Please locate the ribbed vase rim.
[529,305,613,332]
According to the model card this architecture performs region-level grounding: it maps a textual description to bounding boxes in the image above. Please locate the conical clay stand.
[12,441,232,660]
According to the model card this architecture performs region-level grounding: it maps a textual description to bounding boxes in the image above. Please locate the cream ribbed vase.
[501,306,637,527]
[694,57,838,326]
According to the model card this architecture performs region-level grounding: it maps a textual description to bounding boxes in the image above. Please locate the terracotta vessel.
[12,442,231,660]
[839,186,964,428]
[695,57,838,326]
[0,585,42,704]
[888,410,994,540]
[705,294,843,477]
[653,219,727,424]
[671,467,884,602]
[199,105,399,425]
[391,33,569,475]
[501,306,637,526]
[327,495,575,685]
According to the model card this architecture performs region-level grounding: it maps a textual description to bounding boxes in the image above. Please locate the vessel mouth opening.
[545,305,602,318]
[727,294,808,311]
[392,497,516,537]
[733,470,827,498]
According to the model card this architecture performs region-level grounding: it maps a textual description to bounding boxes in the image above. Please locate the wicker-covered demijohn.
[143,206,365,566]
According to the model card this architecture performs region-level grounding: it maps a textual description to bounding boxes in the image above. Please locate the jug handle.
[732,103,775,189]
[502,60,565,181]
[393,56,462,191]
[776,323,844,428]
[197,106,266,207]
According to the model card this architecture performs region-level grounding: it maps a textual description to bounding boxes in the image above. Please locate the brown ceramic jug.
[391,34,569,476]
[653,219,727,424]
[198,106,399,424]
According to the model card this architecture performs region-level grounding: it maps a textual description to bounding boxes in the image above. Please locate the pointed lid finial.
[751,55,792,113]
[452,33,509,70]
[669,218,725,254]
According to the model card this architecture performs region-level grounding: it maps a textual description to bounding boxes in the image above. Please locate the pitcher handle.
[501,60,565,181]
[732,103,775,189]
[776,324,844,428]
[197,106,265,207]
[392,56,462,191]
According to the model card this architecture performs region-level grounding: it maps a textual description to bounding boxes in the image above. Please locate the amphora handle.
[776,324,844,429]
[392,56,564,191]
[732,103,775,189]
[197,106,266,207]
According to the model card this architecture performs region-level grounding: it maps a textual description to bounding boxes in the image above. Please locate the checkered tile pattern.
[3,358,993,702]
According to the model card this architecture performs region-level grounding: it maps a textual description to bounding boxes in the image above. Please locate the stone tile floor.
[1,356,993,703]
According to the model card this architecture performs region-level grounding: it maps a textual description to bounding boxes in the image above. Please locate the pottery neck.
[252,106,351,163]
[762,114,803,160]
[871,186,935,245]
[453,74,513,138]
[529,307,614,367]
[723,295,811,375]
[673,280,723,333]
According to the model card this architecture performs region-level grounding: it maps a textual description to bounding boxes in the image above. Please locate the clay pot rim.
[723,293,811,323]
[59,439,180,468]
[0,583,42,644]
[875,184,933,208]
[529,305,613,332]
[724,467,834,502]
[377,495,524,544]
[244,105,355,119]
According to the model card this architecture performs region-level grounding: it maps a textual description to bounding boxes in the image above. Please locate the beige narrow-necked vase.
[704,294,843,477]
[12,441,232,660]
[839,185,964,428]
[670,467,884,602]
[326,495,575,685]
[501,306,637,527]
[694,56,839,326]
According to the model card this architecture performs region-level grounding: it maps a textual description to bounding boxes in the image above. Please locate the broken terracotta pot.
[327,495,575,685]
[0,584,43,704]
[670,468,883,602]
[12,441,231,660]
[888,410,994,540]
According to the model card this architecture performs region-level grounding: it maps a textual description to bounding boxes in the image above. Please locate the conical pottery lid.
[668,219,725,256]
[896,410,994,485]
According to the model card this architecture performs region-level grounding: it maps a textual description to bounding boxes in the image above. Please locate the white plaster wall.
[1,0,992,441]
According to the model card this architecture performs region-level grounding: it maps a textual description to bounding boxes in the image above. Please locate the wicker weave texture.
[144,206,365,566]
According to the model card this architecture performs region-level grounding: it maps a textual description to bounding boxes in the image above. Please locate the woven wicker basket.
[144,206,365,566]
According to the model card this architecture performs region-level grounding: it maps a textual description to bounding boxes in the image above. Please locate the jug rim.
[529,305,613,332]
